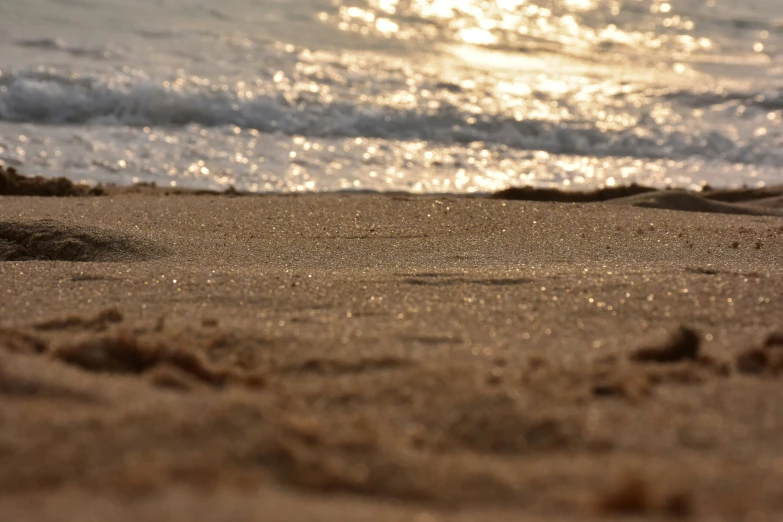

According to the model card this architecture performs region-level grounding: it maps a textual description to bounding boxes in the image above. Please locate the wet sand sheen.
[1,176,783,520]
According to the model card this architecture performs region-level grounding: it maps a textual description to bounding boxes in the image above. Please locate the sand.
[1,171,783,521]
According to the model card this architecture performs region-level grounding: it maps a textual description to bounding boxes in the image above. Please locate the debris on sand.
[735,331,783,376]
[596,475,693,518]
[596,476,651,514]
[0,166,103,196]
[630,327,701,364]
[491,183,655,202]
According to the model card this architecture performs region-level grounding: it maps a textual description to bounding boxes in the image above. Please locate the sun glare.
[327,0,711,60]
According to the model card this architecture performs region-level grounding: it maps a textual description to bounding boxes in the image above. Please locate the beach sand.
[2,168,783,520]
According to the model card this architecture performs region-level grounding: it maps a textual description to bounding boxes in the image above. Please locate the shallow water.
[1,0,782,192]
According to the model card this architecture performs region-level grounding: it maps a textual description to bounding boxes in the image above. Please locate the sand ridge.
[1,308,781,516]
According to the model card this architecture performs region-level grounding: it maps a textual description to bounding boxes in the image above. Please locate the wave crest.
[1,68,780,165]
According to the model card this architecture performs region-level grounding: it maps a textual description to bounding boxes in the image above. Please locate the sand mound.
[701,184,783,204]
[0,220,162,261]
[608,191,783,216]
[737,195,783,209]
[491,184,783,216]
[0,166,103,197]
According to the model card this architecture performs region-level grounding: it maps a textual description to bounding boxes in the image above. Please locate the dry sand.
[1,169,783,520]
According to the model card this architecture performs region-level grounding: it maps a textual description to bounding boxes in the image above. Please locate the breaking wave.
[1,68,781,165]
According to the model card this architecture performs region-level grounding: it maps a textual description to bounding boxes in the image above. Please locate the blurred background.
[1,0,782,192]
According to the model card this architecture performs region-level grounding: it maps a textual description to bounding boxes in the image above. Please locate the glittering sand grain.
[1,184,782,521]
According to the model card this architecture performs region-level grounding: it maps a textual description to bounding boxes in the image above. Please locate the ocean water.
[1,0,782,193]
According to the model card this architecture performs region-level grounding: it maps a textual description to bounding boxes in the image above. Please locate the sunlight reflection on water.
[327,0,717,59]
[1,0,781,192]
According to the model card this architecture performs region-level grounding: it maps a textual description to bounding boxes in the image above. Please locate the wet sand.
[1,171,783,520]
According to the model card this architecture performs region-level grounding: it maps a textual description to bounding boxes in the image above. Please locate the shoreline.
[2,166,783,520]
[3,165,783,216]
